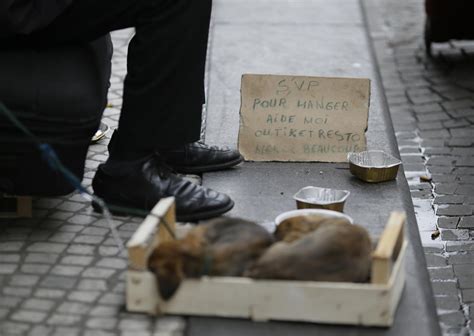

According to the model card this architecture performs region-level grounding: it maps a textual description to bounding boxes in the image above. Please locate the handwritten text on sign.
[238,74,370,162]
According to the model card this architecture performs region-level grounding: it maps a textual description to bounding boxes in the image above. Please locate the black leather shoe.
[157,141,244,174]
[92,155,234,222]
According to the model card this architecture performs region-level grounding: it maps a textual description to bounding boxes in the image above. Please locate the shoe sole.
[171,155,244,174]
[92,198,234,223]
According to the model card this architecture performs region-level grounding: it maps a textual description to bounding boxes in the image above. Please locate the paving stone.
[461,289,474,303]
[82,268,116,279]
[49,232,77,243]
[438,217,460,229]
[448,138,473,147]
[68,291,101,303]
[448,252,474,265]
[60,255,95,266]
[0,264,18,274]
[53,327,81,336]
[9,275,40,287]
[25,253,59,264]
[458,276,474,289]
[429,266,455,280]
[81,227,109,236]
[428,166,453,174]
[458,217,474,228]
[51,265,84,276]
[434,184,458,195]
[118,318,152,330]
[436,205,472,216]
[0,242,24,252]
[0,321,31,334]
[0,296,22,308]
[98,246,120,257]
[89,305,120,317]
[456,185,474,195]
[21,264,51,275]
[434,195,465,205]
[60,225,87,233]
[86,317,118,330]
[83,330,117,336]
[99,293,124,306]
[74,235,104,245]
[96,258,127,269]
[413,103,443,113]
[447,241,474,252]
[22,299,56,312]
[425,253,447,267]
[0,307,9,318]
[419,129,450,138]
[458,175,474,183]
[442,99,474,110]
[441,229,471,241]
[423,147,451,155]
[155,317,186,332]
[417,112,450,122]
[451,128,474,138]
[31,289,62,302]
[3,286,33,297]
[443,119,471,129]
[439,311,466,326]
[432,281,459,296]
[28,325,57,336]
[57,302,92,315]
[454,264,474,277]
[47,314,82,326]
[40,276,77,290]
[48,211,74,221]
[78,279,108,291]
[27,243,67,254]
[67,245,96,255]
[11,310,47,323]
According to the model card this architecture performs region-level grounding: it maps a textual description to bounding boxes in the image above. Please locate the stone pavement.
[0,29,186,336]
[2,0,468,334]
[363,0,474,335]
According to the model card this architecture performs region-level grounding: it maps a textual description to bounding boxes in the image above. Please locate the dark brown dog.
[148,217,274,300]
[245,220,372,283]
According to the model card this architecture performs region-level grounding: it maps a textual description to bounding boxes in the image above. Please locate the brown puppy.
[275,215,351,242]
[148,217,274,300]
[245,220,372,283]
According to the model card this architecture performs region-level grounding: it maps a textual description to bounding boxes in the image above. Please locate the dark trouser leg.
[23,0,212,160]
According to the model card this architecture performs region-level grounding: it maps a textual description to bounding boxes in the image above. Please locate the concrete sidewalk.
[0,0,448,335]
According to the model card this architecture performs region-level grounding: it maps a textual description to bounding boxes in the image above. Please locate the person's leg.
[7,0,236,220]
[26,0,211,160]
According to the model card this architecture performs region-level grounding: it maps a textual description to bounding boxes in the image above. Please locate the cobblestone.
[11,310,47,323]
[429,267,455,280]
[365,0,474,333]
[22,298,56,311]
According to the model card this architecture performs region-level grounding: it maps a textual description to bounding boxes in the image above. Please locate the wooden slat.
[127,197,176,270]
[0,195,32,218]
[371,212,406,284]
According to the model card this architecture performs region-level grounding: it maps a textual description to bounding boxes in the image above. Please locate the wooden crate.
[0,194,32,218]
[126,197,407,327]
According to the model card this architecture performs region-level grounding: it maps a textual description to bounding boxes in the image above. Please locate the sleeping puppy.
[274,215,351,242]
[245,220,372,283]
[148,217,274,300]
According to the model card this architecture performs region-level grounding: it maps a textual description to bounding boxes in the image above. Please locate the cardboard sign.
[238,74,370,162]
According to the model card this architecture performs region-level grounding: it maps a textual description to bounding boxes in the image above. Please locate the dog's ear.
[156,259,183,300]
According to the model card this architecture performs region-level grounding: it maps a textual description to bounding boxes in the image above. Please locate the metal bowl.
[293,186,350,212]
[347,150,402,183]
[275,209,353,227]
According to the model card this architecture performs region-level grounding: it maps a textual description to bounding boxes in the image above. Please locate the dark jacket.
[0,0,73,38]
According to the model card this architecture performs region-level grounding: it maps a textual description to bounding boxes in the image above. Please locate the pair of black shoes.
[92,142,243,222]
